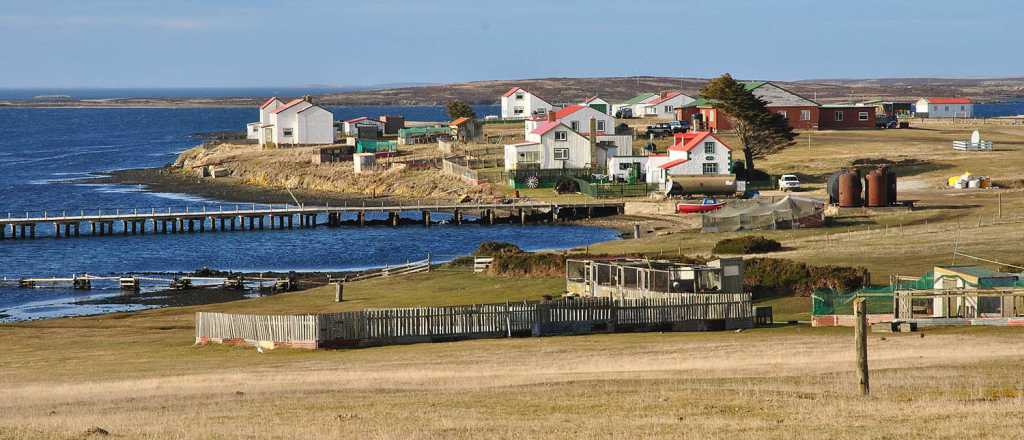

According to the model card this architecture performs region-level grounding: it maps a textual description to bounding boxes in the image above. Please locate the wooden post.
[854,297,870,396]
[633,223,641,239]
[334,282,344,303]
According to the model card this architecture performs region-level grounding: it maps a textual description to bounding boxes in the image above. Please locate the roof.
[583,96,605,104]
[743,81,768,91]
[531,120,567,136]
[345,116,369,123]
[554,104,587,119]
[297,104,329,115]
[620,93,658,105]
[271,98,308,114]
[648,91,684,106]
[259,97,281,109]
[668,131,732,152]
[450,117,471,126]
[658,158,689,169]
[745,81,820,107]
[924,97,972,104]
[503,87,524,97]
[935,265,1018,279]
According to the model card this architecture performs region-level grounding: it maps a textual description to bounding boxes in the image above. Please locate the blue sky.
[1,0,1021,88]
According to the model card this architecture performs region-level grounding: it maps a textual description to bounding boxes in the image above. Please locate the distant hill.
[317,76,1024,106]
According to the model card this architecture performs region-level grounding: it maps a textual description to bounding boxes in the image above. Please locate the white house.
[247,97,285,140]
[612,92,658,117]
[607,155,649,181]
[645,132,732,188]
[256,98,335,147]
[504,120,616,171]
[500,87,558,120]
[342,117,384,136]
[915,97,973,118]
[641,91,695,118]
[524,105,633,158]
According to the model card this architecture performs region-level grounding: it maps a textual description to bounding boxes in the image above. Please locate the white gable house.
[642,91,695,118]
[257,98,335,147]
[915,97,973,118]
[645,132,732,188]
[504,120,617,171]
[247,97,284,140]
[342,117,384,136]
[501,87,558,120]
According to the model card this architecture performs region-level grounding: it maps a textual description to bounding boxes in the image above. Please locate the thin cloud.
[0,15,222,31]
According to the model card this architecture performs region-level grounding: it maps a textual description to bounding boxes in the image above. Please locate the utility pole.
[854,297,870,396]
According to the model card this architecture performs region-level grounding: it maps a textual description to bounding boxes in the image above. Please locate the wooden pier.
[0,201,624,240]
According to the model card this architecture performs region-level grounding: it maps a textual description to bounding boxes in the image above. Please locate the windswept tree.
[701,74,797,172]
[446,100,476,120]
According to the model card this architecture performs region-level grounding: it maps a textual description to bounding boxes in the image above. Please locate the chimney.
[547,111,556,122]
[589,118,598,168]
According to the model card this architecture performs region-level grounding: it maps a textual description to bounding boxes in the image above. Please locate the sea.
[0,101,620,321]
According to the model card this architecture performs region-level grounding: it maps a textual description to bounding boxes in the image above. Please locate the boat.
[676,198,724,214]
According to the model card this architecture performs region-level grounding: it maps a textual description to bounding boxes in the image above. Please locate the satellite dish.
[971,130,981,144]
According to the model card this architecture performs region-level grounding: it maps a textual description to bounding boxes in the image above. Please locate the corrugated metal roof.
[620,93,658,105]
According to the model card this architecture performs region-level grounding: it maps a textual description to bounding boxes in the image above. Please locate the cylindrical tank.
[865,169,888,207]
[838,170,863,207]
[883,166,897,205]
[668,175,738,196]
[827,171,841,204]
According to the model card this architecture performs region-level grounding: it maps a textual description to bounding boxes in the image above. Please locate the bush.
[712,236,782,254]
[554,177,580,194]
[486,253,566,277]
[744,258,869,298]
[473,241,523,257]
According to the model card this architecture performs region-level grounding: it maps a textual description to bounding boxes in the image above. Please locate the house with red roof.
[915,97,973,118]
[640,91,695,118]
[503,113,619,172]
[254,97,335,147]
[500,87,558,120]
[644,131,732,188]
[342,116,384,136]
[247,97,285,139]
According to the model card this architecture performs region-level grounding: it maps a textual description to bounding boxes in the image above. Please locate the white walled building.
[645,132,732,187]
[342,117,384,136]
[504,120,617,171]
[915,97,973,118]
[256,98,335,147]
[641,91,695,118]
[247,97,285,140]
[500,87,558,120]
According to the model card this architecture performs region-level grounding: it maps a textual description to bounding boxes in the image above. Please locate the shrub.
[554,177,580,194]
[473,241,523,257]
[486,253,566,277]
[744,258,869,298]
[712,236,782,254]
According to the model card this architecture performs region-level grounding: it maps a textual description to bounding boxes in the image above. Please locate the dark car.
[668,120,690,133]
[644,123,674,137]
[615,108,634,119]
[875,115,899,129]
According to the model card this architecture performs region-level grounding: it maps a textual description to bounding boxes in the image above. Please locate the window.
[515,93,524,100]
[283,128,294,136]
[554,131,568,141]
[664,105,673,113]
[858,111,869,121]
[513,106,524,115]
[800,110,811,121]
[944,105,949,112]
[704,141,715,154]
[619,162,633,171]
[777,110,788,119]
[703,163,718,175]
[834,111,844,122]
[570,121,580,131]
[536,107,546,115]
[960,105,965,110]
[553,148,569,160]
[596,120,606,132]
[518,151,540,163]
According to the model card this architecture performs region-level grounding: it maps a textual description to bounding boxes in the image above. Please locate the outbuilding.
[915,97,973,118]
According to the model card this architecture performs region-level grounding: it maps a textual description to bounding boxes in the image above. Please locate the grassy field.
[4,120,1024,438]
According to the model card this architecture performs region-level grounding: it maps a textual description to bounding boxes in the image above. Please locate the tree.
[700,74,797,172]
[446,100,476,120]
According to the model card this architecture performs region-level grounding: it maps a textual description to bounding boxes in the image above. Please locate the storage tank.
[838,169,863,207]
[826,171,841,204]
[883,166,897,205]
[667,175,738,196]
[865,169,888,207]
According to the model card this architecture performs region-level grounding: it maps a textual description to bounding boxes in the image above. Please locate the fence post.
[335,282,344,303]
[854,297,870,396]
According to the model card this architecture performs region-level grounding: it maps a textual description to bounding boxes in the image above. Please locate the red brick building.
[818,105,876,130]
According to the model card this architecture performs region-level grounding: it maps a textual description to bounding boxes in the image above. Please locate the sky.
[1,0,1022,88]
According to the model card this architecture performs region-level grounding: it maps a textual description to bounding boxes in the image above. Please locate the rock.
[83,427,110,437]
[734,328,744,333]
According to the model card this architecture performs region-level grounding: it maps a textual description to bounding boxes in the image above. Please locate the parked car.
[778,174,801,191]
[668,120,690,133]
[643,122,684,137]
[875,115,899,129]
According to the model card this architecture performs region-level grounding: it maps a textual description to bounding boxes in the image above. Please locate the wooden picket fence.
[195,294,753,350]
[345,256,431,282]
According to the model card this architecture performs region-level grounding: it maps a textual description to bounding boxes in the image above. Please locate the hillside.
[317,76,1024,106]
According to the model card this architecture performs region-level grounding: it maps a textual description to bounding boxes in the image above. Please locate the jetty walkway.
[0,201,624,240]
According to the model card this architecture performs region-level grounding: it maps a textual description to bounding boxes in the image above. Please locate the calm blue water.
[0,105,617,321]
